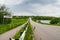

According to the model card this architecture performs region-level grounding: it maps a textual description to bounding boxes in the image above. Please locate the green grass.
[24,22,34,40]
[0,18,28,34]
[13,21,34,40]
[13,23,27,39]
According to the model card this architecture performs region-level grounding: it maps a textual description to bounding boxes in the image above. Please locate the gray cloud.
[24,0,57,5]
[10,0,57,12]
[6,0,60,16]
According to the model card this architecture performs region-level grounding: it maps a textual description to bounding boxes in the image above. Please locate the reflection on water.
[40,20,50,24]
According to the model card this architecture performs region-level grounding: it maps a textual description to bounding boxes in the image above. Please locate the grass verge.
[13,23,28,39]
[24,22,34,40]
[0,18,28,34]
[13,21,34,40]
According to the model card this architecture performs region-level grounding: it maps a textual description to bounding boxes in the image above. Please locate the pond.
[40,20,51,24]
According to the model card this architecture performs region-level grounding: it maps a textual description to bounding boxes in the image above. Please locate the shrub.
[4,18,11,24]
[50,18,60,24]
[0,5,11,24]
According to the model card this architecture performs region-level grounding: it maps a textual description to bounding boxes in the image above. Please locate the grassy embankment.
[24,22,34,40]
[13,23,27,39]
[13,21,34,40]
[0,18,28,34]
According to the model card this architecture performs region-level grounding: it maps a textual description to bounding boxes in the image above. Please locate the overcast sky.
[0,0,60,17]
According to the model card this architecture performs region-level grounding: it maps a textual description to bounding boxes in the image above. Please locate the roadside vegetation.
[13,21,34,40]
[32,16,60,26]
[0,5,11,24]
[32,16,55,20]
[0,5,29,34]
[24,21,34,40]
[50,18,60,24]
[13,23,27,39]
[0,17,28,34]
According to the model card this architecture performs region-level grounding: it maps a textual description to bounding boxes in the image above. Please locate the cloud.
[9,0,60,16]
[13,12,36,16]
[30,4,60,16]
[0,0,60,17]
[24,0,56,5]
[0,0,24,5]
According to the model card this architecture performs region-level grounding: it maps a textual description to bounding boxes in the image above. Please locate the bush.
[50,18,60,24]
[4,18,11,24]
[0,5,11,24]
[0,18,3,24]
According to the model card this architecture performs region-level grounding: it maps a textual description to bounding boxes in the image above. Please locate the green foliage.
[32,16,55,23]
[32,16,60,25]
[0,18,3,24]
[3,18,11,24]
[13,16,29,19]
[32,16,55,20]
[0,5,11,15]
[13,21,34,40]
[24,22,33,40]
[13,23,27,39]
[0,5,11,24]
[0,18,28,34]
[50,18,60,24]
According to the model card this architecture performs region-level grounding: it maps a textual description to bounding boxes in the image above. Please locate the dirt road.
[0,23,27,40]
[30,18,60,40]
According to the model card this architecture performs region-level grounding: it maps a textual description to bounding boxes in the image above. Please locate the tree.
[50,18,60,24]
[0,5,11,24]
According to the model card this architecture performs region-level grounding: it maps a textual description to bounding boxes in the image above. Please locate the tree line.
[32,16,60,24]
